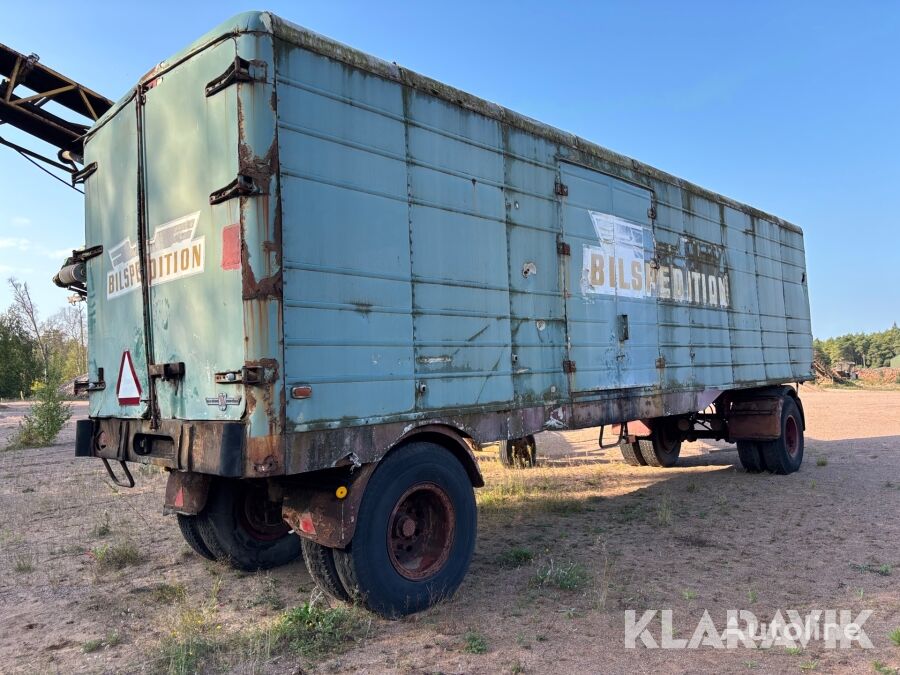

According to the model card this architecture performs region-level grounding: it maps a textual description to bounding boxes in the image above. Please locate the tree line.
[814,324,900,368]
[0,278,87,399]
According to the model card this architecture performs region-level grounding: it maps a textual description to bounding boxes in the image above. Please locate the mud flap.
[282,463,377,549]
[75,419,95,457]
[164,471,212,515]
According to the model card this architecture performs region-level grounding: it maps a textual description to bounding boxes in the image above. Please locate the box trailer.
[60,12,813,617]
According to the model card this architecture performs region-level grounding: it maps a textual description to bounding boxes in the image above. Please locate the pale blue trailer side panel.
[277,49,415,427]
[273,32,812,432]
[405,88,514,411]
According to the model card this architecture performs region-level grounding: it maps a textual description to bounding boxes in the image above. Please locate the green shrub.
[888,627,900,647]
[463,630,488,654]
[93,541,141,571]
[273,603,365,658]
[530,560,591,591]
[6,379,71,449]
[497,547,534,569]
[156,607,220,674]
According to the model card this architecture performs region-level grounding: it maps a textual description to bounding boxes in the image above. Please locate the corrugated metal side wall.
[276,49,415,427]
[274,42,812,432]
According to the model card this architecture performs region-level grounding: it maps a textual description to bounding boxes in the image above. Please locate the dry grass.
[476,464,604,518]
[92,540,141,571]
[529,559,591,591]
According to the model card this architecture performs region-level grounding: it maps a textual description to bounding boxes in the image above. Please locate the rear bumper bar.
[75,417,245,477]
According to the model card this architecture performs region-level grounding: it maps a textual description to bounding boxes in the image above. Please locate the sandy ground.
[0,387,898,674]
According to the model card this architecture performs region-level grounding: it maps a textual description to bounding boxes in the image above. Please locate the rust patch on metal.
[238,140,276,189]
[92,417,244,477]
[285,386,792,478]
[242,270,282,301]
[246,434,283,475]
[244,355,285,476]
[238,139,283,302]
[244,358,280,413]
[286,418,487,485]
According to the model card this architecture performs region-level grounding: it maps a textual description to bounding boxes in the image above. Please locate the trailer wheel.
[618,440,647,466]
[176,514,216,560]
[195,479,301,571]
[301,539,350,602]
[499,435,536,468]
[637,421,682,468]
[736,441,767,473]
[759,396,804,475]
[333,442,476,618]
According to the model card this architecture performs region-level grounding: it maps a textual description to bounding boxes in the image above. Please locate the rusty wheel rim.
[387,482,455,581]
[784,415,800,457]
[237,486,289,542]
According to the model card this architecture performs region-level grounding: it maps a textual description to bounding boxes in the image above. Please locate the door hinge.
[71,244,104,263]
[562,359,577,373]
[556,241,571,256]
[205,57,266,97]
[209,174,264,205]
[72,162,98,185]
[554,180,569,197]
[648,205,657,220]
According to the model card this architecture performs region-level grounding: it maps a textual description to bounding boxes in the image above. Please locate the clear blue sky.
[1,1,897,338]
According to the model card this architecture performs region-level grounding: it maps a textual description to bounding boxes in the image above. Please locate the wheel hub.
[237,485,290,542]
[387,482,455,581]
[398,516,417,538]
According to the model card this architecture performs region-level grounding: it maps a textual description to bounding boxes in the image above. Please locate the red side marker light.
[298,512,316,535]
[291,385,312,399]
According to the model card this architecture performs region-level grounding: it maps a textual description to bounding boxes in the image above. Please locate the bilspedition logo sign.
[106,212,205,299]
[624,609,873,649]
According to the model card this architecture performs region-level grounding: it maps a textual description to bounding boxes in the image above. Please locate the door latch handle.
[148,362,185,381]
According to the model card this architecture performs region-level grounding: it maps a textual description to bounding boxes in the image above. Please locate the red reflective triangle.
[116,350,142,405]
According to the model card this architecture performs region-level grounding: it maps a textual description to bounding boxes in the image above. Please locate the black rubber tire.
[195,479,302,572]
[619,440,647,466]
[759,396,804,475]
[736,440,767,473]
[637,421,682,468]
[301,538,350,602]
[333,442,477,618]
[176,513,216,560]
[499,435,537,468]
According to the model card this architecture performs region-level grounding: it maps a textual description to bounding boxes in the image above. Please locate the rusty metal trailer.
[39,12,813,617]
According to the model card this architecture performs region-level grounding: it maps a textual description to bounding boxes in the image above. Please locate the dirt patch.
[1,389,899,673]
